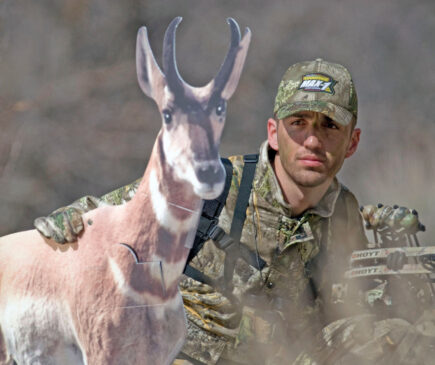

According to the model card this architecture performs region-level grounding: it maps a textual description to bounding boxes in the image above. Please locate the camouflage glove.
[360,204,425,271]
[34,196,105,243]
[34,178,141,243]
[360,204,425,233]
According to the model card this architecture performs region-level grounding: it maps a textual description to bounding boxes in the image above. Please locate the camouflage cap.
[273,59,357,126]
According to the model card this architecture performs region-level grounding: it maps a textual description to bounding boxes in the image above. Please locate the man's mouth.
[298,155,326,167]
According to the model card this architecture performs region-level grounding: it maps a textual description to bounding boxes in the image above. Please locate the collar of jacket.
[253,140,342,218]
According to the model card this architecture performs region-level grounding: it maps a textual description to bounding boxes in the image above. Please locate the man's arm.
[34,178,141,243]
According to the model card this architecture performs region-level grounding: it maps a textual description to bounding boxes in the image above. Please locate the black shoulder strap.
[183,154,262,286]
[229,154,259,242]
[223,154,259,288]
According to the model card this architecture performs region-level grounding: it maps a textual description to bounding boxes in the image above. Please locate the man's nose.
[303,130,322,150]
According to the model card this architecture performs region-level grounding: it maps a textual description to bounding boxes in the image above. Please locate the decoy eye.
[162,110,172,124]
[216,100,226,116]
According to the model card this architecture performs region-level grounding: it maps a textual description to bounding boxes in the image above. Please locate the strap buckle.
[244,154,259,163]
[209,225,235,250]
[196,216,219,240]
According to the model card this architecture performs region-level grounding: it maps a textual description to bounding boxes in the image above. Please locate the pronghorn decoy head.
[136,17,251,199]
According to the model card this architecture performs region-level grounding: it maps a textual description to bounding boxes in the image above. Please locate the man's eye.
[324,121,339,129]
[291,119,304,126]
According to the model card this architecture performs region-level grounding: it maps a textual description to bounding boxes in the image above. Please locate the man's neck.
[272,154,332,217]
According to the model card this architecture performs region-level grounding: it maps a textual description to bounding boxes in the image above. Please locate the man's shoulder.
[336,182,360,212]
[330,181,365,233]
[226,153,258,184]
[332,181,368,249]
[225,142,268,196]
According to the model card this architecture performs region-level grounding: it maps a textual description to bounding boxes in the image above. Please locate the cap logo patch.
[298,73,337,94]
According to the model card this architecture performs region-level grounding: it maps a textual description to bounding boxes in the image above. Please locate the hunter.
[35,59,433,364]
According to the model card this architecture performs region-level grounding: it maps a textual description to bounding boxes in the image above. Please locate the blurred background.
[1,0,435,242]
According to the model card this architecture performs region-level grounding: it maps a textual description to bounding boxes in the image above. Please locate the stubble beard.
[285,155,346,189]
[287,167,330,188]
[274,152,331,189]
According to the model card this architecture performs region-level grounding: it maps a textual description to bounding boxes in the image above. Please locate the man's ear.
[345,128,361,158]
[267,118,279,151]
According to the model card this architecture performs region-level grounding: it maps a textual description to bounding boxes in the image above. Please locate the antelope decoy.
[0,17,250,365]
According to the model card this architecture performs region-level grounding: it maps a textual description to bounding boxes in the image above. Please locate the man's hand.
[360,204,424,233]
[360,204,426,271]
[34,195,107,243]
[34,207,85,244]
[33,180,142,244]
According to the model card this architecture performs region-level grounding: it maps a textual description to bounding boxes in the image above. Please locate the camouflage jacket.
[177,141,368,364]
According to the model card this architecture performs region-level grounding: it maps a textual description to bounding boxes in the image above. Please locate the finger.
[387,206,409,228]
[68,209,85,236]
[61,211,76,243]
[370,205,392,228]
[34,217,53,238]
[46,215,68,244]
[51,229,68,244]
[360,205,376,224]
[34,216,66,244]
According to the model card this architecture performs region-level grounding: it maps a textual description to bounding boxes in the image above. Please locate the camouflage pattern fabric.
[273,59,358,126]
[360,204,422,232]
[34,178,141,243]
[177,141,368,364]
[293,309,435,365]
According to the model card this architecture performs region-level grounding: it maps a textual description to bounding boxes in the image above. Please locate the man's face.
[267,111,360,188]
